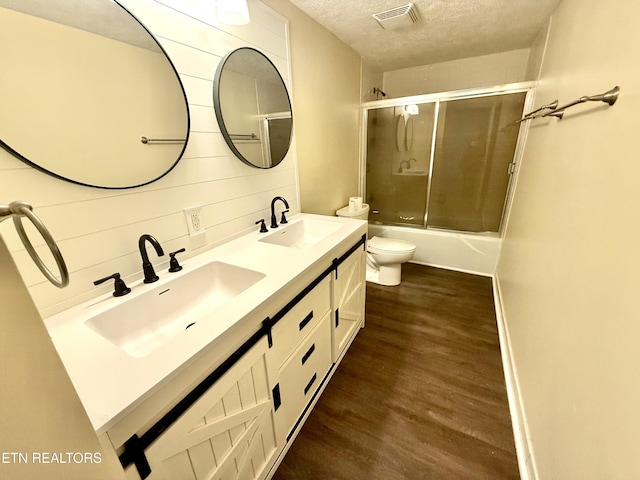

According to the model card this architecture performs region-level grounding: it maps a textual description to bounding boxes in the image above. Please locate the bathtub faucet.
[398,158,416,173]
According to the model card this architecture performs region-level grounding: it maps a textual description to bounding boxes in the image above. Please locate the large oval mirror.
[213,48,292,169]
[0,0,189,189]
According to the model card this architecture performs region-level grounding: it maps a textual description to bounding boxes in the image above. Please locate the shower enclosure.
[364,85,531,233]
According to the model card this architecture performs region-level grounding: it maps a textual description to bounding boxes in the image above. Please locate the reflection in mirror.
[213,48,292,169]
[0,0,189,189]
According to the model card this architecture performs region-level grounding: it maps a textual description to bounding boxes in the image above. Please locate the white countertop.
[45,213,367,435]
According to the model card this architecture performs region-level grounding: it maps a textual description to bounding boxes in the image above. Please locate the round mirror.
[213,48,292,169]
[0,0,189,189]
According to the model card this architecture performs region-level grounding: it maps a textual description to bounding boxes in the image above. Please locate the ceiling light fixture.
[217,0,250,26]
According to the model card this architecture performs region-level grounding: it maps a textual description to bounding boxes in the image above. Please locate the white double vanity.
[45,213,367,479]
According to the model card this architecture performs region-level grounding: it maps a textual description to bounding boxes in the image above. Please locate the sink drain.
[185,322,196,330]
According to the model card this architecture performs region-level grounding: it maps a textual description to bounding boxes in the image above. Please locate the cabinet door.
[142,338,277,480]
[333,247,365,361]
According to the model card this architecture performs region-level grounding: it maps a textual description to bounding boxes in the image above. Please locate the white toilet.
[336,203,416,286]
[365,236,416,286]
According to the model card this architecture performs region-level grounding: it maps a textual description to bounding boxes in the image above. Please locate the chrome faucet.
[138,234,164,283]
[270,196,289,228]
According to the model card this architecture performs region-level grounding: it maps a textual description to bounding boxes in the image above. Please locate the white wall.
[0,236,126,479]
[383,48,531,97]
[496,0,640,478]
[361,62,384,103]
[0,0,298,317]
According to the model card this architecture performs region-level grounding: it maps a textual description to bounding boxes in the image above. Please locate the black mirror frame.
[213,47,292,169]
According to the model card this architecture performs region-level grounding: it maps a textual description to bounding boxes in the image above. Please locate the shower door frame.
[360,81,536,235]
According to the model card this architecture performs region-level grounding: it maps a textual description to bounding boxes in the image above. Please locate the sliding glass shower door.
[365,102,436,227]
[365,89,527,233]
[427,92,526,231]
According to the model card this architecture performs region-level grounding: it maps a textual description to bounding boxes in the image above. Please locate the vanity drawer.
[274,312,332,441]
[270,276,331,368]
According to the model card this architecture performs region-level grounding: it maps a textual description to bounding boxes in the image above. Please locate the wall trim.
[492,274,538,480]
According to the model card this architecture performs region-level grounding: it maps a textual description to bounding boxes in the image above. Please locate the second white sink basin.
[85,261,265,358]
[259,218,342,248]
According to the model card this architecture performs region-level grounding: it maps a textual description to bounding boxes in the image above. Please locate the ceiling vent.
[372,3,419,30]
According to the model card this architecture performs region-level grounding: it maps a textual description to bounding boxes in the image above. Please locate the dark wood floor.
[273,263,519,480]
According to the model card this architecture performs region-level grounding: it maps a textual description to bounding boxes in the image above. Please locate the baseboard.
[409,259,494,278]
[492,275,538,480]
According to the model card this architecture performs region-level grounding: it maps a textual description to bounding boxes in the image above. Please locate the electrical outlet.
[184,206,204,236]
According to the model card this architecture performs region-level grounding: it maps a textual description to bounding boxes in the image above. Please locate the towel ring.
[0,201,69,288]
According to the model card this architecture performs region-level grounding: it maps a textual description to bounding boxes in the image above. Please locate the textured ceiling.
[286,0,563,71]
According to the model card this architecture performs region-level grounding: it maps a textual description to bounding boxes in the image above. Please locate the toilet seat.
[367,236,416,255]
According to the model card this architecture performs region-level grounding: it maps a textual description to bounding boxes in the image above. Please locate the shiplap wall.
[0,0,299,317]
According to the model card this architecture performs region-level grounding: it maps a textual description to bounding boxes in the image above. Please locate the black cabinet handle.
[304,373,317,396]
[301,344,315,365]
[272,384,281,411]
[299,311,313,331]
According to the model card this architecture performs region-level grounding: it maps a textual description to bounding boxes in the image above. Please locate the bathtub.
[368,224,500,277]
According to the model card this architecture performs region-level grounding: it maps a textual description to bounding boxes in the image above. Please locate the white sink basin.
[85,261,265,358]
[259,219,343,248]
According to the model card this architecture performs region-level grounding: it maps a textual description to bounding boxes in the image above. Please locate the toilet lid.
[368,236,416,254]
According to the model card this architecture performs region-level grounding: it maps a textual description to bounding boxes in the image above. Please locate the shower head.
[373,87,386,97]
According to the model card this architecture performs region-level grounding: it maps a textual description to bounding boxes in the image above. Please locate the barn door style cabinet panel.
[141,339,277,480]
[333,246,366,362]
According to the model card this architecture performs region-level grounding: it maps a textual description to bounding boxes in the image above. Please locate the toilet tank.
[336,204,369,220]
